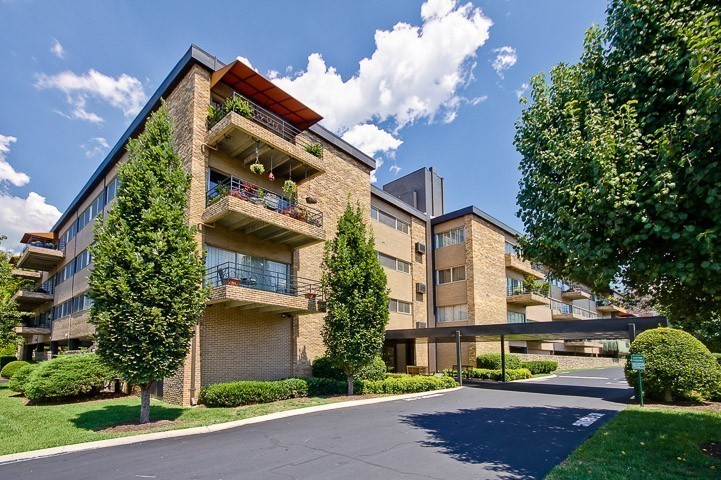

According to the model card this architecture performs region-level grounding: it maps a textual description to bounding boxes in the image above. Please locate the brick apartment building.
[11,46,630,405]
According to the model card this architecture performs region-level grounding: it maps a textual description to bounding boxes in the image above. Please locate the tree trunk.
[140,383,152,424]
[347,374,354,395]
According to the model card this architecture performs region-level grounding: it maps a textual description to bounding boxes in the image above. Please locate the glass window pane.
[452,266,466,282]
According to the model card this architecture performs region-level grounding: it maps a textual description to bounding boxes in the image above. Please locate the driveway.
[0,367,631,480]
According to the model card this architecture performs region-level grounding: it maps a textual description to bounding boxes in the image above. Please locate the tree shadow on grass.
[401,405,617,480]
[71,404,184,431]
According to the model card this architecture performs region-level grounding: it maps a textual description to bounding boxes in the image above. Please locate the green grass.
[0,384,343,456]
[546,406,721,479]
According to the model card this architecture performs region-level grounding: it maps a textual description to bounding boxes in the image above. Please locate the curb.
[0,386,462,465]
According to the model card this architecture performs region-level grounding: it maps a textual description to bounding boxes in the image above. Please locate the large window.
[59,223,77,248]
[76,193,105,233]
[505,241,519,255]
[105,177,119,203]
[205,245,291,293]
[436,266,466,285]
[507,311,526,324]
[371,206,410,234]
[437,304,468,323]
[56,261,76,285]
[434,227,465,249]
[389,299,412,315]
[74,249,92,272]
[53,293,93,319]
[377,252,411,274]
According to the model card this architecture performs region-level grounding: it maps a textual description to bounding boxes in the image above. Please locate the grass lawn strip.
[546,405,721,480]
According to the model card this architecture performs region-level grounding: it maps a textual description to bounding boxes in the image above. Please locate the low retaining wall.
[517,353,623,371]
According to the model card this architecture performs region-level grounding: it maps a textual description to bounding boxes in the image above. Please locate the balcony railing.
[205,261,322,298]
[207,176,323,228]
[550,299,598,319]
[208,93,322,157]
[507,285,549,297]
[22,236,64,254]
[596,297,620,307]
[19,314,52,330]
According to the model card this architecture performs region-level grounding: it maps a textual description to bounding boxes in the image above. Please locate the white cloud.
[341,124,403,158]
[0,192,61,252]
[389,164,402,175]
[35,69,147,123]
[236,56,257,72]
[81,137,109,158]
[370,159,384,184]
[515,82,529,99]
[469,95,488,105]
[272,0,492,133]
[0,134,30,187]
[50,39,65,59]
[491,46,517,78]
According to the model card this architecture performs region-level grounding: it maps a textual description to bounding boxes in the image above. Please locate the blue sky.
[0,0,607,250]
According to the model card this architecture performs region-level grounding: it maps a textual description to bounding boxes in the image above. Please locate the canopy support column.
[501,335,506,382]
[455,330,462,387]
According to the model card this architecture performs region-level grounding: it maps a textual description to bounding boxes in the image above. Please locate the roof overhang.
[20,232,55,243]
[385,316,668,343]
[211,60,323,130]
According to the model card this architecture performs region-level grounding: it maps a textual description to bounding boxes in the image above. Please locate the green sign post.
[630,354,645,407]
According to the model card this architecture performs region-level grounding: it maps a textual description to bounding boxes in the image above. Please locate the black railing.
[596,297,620,307]
[550,299,598,319]
[205,261,322,298]
[21,281,54,296]
[19,313,52,329]
[506,285,548,297]
[209,93,322,157]
[206,176,323,228]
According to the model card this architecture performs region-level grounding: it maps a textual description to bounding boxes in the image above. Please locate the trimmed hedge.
[24,354,117,401]
[445,368,533,381]
[355,375,457,394]
[0,355,17,370]
[8,363,38,394]
[521,361,558,375]
[311,356,387,382]
[1,360,30,379]
[625,327,721,401]
[476,353,522,370]
[199,379,309,407]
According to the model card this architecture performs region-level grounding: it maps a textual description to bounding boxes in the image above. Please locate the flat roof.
[432,205,522,238]
[385,316,668,343]
[370,185,428,221]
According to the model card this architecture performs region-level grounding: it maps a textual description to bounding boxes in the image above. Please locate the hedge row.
[520,361,558,375]
[311,356,387,382]
[1,360,30,379]
[445,367,533,381]
[476,353,522,370]
[355,375,457,394]
[8,364,38,394]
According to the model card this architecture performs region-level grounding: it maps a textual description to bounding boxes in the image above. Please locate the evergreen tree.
[89,105,208,423]
[322,202,389,394]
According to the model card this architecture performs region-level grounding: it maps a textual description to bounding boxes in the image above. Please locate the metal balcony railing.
[563,284,591,295]
[208,92,322,157]
[506,285,548,297]
[19,313,52,330]
[205,261,323,298]
[596,297,622,308]
[206,176,323,228]
[22,236,64,253]
[550,299,598,319]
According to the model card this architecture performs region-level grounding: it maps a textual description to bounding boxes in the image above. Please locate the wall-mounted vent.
[416,282,427,294]
[415,242,427,254]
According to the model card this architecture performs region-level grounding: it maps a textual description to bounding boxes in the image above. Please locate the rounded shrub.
[199,379,308,407]
[1,355,18,370]
[8,363,38,394]
[24,354,117,402]
[521,361,558,375]
[625,327,721,401]
[1,360,30,379]
[476,353,521,370]
[311,355,387,381]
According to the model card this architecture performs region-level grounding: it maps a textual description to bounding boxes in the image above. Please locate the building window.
[74,249,92,272]
[507,311,526,324]
[371,206,410,234]
[76,193,105,233]
[105,177,119,203]
[377,252,411,274]
[434,227,465,249]
[505,241,519,255]
[436,266,466,285]
[53,293,92,319]
[437,304,468,323]
[389,299,412,315]
[56,261,76,285]
[205,245,291,293]
[59,223,77,248]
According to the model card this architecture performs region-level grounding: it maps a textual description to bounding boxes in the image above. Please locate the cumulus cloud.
[491,46,517,77]
[341,124,403,158]
[81,137,110,158]
[35,69,147,123]
[272,0,492,134]
[0,192,61,252]
[469,95,488,106]
[51,39,65,59]
[515,82,529,99]
[0,134,30,187]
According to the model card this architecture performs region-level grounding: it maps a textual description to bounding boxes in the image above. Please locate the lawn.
[546,406,721,479]
[0,383,346,456]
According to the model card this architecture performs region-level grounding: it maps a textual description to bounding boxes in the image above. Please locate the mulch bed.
[642,399,721,413]
[98,419,178,434]
[700,441,721,460]
[24,392,129,406]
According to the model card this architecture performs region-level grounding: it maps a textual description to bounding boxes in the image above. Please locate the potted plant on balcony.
[283,179,297,199]
[223,95,253,119]
[251,187,266,205]
[250,162,265,175]
[304,143,323,159]
[207,105,224,129]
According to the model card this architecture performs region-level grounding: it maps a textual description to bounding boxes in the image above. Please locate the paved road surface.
[0,367,631,480]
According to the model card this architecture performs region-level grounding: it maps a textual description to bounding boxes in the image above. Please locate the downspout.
[189,323,199,405]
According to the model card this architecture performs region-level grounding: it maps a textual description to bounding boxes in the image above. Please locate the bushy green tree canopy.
[89,105,208,422]
[0,235,26,348]
[515,0,721,323]
[322,202,389,394]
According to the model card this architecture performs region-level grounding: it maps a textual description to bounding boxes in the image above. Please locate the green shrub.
[1,360,30,379]
[304,143,323,158]
[625,327,721,401]
[476,353,522,370]
[24,354,117,401]
[356,375,457,394]
[311,356,387,382]
[302,377,348,396]
[8,363,38,394]
[521,360,558,374]
[199,379,308,407]
[712,353,721,366]
[444,367,533,381]
[0,355,17,370]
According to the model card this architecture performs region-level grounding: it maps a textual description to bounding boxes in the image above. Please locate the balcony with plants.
[16,234,65,271]
[205,261,323,315]
[561,284,592,300]
[506,276,550,306]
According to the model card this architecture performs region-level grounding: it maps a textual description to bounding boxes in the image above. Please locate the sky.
[0,0,608,251]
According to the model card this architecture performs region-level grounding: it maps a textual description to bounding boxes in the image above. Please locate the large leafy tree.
[322,202,389,394]
[515,0,721,330]
[89,105,208,423]
[0,236,24,349]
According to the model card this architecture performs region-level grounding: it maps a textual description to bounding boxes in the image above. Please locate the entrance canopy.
[385,316,668,343]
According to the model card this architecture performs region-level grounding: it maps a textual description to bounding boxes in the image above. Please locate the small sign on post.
[630,354,645,406]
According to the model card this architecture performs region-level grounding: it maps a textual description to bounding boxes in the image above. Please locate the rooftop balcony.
[205,93,324,183]
[205,262,323,315]
[506,285,550,307]
[12,282,54,312]
[203,176,325,248]
[561,285,592,301]
[550,299,599,321]
[596,298,628,315]
[16,234,64,271]
[504,253,545,280]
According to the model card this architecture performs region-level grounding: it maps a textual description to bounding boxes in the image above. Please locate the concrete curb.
[0,386,462,465]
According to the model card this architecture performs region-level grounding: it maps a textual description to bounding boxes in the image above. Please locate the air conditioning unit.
[416,282,427,294]
[415,242,426,254]
[416,322,427,329]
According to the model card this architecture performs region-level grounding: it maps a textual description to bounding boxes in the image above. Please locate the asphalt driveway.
[0,367,631,480]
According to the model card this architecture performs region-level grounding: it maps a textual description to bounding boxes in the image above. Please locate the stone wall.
[517,353,623,370]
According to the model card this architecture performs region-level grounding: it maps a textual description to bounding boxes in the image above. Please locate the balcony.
[504,254,545,280]
[205,262,323,315]
[506,285,550,306]
[206,93,324,182]
[203,176,325,248]
[561,285,592,301]
[11,269,42,281]
[596,298,628,315]
[16,235,64,271]
[12,282,54,312]
[550,299,598,321]
[14,315,52,336]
